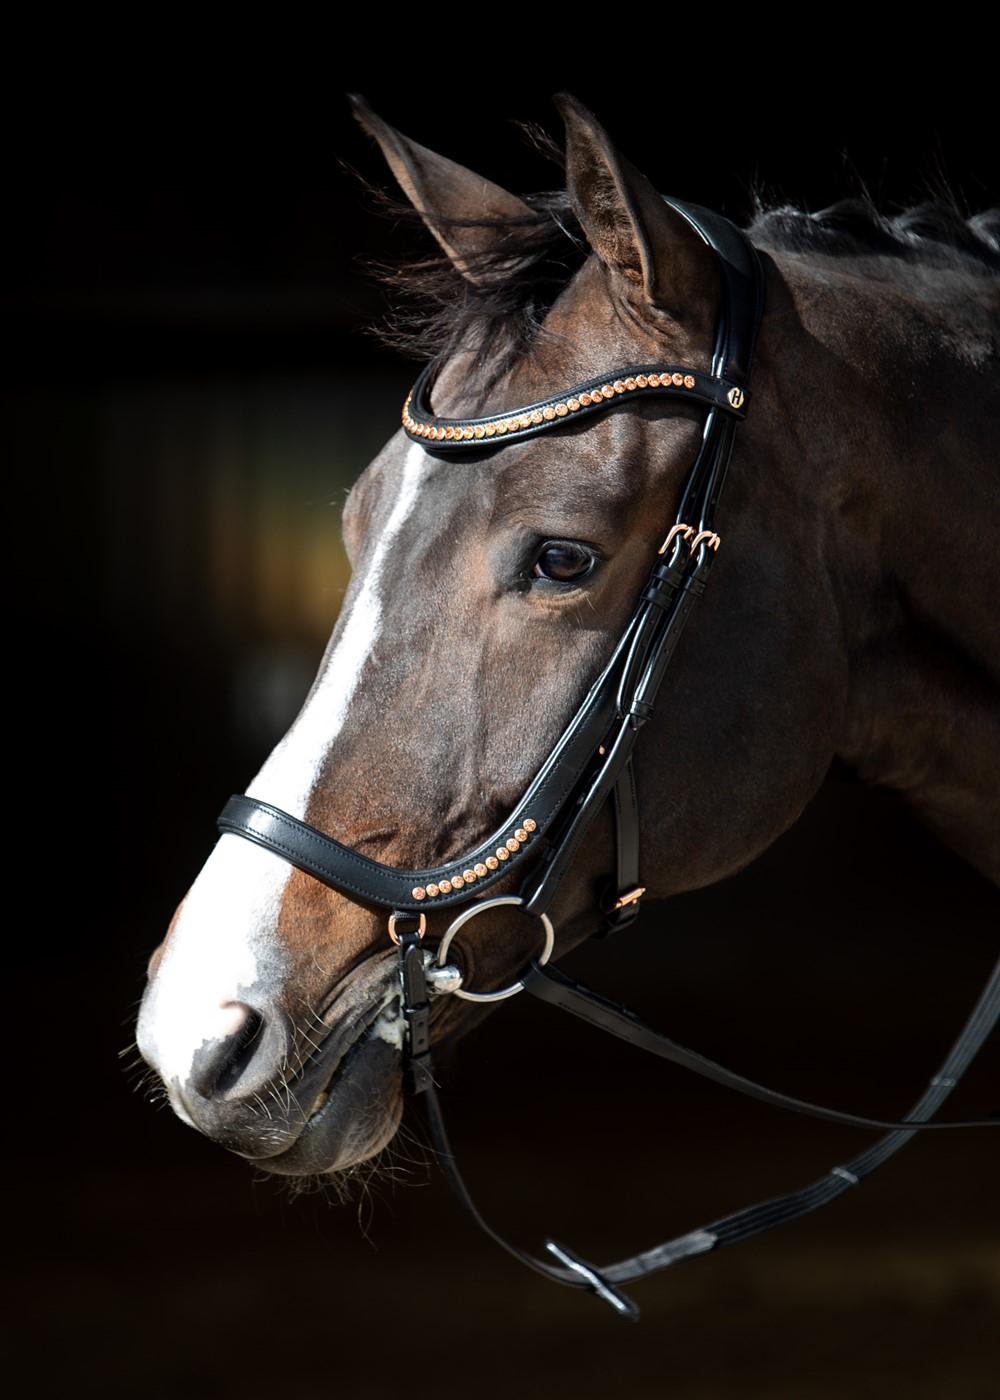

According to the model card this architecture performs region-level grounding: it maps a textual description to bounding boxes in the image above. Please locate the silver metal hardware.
[425,960,464,996]
[437,895,555,1003]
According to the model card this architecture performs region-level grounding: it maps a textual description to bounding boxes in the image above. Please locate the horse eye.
[531,542,596,583]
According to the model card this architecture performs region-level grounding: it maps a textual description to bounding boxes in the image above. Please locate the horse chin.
[256,1032,403,1176]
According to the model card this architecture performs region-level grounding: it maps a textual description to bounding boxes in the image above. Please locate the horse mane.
[749,198,1000,269]
[366,180,999,380]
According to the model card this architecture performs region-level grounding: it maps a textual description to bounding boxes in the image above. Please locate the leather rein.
[217,198,999,1318]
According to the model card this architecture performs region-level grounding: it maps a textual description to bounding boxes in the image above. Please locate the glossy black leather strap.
[666,197,766,387]
[602,759,642,934]
[522,959,999,1132]
[416,950,1000,1316]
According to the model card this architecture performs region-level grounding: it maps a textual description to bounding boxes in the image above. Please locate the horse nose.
[186,1002,268,1099]
[137,985,298,1153]
[181,1000,295,1113]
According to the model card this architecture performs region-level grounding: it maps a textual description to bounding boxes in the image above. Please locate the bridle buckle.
[387,911,427,945]
[604,885,646,915]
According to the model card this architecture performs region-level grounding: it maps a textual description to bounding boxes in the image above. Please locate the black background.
[7,43,998,1400]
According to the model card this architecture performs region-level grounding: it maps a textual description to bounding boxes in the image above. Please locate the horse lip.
[298,984,397,1117]
[258,1026,401,1176]
[240,957,400,1168]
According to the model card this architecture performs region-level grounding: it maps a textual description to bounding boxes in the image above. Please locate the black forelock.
[367,189,588,389]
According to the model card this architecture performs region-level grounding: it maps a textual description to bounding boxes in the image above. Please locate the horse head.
[136,96,998,1187]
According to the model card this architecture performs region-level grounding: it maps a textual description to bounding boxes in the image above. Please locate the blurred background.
[6,42,998,1400]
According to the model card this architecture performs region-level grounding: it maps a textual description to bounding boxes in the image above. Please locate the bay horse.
[136,95,999,1315]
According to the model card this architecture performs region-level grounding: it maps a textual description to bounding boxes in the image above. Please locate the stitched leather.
[404,360,748,453]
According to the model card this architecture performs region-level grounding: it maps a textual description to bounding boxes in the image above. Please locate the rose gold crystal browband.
[402,361,748,449]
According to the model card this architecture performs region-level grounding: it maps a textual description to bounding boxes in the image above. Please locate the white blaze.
[247,440,430,811]
[138,441,431,1095]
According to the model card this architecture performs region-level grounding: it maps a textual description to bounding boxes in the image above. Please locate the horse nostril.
[189,1006,266,1099]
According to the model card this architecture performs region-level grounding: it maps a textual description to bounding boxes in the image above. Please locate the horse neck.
[759,249,1000,880]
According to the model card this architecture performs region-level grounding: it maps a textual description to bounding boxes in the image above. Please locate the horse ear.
[555,93,718,322]
[349,94,536,284]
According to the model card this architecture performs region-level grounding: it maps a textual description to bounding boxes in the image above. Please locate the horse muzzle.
[137,951,406,1173]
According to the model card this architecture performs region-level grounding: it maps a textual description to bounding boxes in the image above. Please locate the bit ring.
[437,896,555,1002]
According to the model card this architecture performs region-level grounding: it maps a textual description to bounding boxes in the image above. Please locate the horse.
[136,94,999,1313]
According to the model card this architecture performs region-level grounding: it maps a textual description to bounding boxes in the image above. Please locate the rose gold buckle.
[658,524,694,555]
[387,912,427,946]
[604,886,646,914]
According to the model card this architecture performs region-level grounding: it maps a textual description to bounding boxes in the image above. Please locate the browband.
[402,362,747,449]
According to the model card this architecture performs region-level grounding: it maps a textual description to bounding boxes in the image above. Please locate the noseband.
[217,199,999,1318]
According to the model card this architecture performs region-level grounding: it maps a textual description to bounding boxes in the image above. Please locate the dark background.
[7,48,998,1400]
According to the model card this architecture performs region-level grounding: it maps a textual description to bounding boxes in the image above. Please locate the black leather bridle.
[217,199,998,1318]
